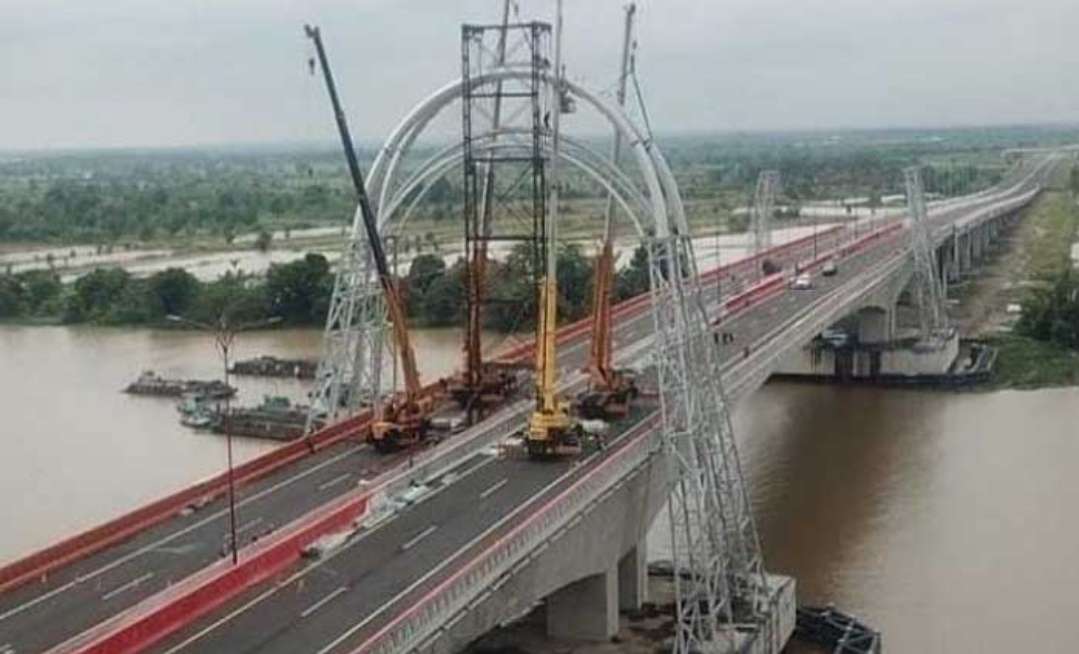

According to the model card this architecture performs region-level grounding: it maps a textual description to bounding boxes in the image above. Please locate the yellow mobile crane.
[525,1,580,458]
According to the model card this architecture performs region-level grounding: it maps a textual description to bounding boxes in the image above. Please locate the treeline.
[0,254,332,327]
[403,244,650,331]
[0,177,353,243]
[0,245,653,331]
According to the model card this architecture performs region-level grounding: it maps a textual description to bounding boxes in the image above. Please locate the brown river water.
[1,325,1077,652]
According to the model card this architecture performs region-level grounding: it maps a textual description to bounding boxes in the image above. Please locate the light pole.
[813,211,819,260]
[168,312,281,564]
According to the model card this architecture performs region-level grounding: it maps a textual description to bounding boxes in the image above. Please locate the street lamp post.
[168,312,281,565]
[813,212,819,260]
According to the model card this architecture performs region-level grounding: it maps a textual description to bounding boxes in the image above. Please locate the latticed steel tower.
[647,231,779,653]
[904,165,948,340]
[752,170,780,256]
[458,16,552,402]
[631,91,780,654]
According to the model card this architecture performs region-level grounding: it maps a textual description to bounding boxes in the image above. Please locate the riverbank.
[948,166,1079,389]
[985,333,1079,389]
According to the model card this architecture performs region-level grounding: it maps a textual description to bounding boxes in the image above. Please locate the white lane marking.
[0,643,14,654]
[400,526,438,552]
[478,478,508,500]
[314,451,602,654]
[0,445,362,624]
[318,473,351,492]
[101,572,154,602]
[159,455,500,653]
[299,586,348,619]
[235,518,263,535]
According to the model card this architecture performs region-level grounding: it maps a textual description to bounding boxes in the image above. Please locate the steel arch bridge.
[308,62,778,653]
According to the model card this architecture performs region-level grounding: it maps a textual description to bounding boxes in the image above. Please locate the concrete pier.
[617,542,648,611]
[546,566,620,641]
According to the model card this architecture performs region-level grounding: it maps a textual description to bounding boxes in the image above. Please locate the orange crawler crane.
[306,24,434,452]
[446,237,522,414]
[575,240,638,420]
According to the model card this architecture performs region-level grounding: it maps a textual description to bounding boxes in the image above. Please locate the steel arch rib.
[365,69,674,238]
[380,139,653,239]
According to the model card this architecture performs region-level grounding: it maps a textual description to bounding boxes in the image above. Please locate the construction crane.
[575,240,638,419]
[305,24,433,451]
[575,3,638,421]
[525,0,580,458]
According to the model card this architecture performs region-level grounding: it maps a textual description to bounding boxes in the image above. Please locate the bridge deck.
[150,228,919,654]
[0,159,1051,654]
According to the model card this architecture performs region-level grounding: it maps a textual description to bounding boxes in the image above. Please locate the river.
[1,325,1076,652]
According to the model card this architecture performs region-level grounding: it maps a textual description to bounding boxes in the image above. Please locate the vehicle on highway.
[791,273,813,290]
[822,258,838,276]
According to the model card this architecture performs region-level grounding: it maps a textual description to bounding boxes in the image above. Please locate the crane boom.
[575,4,638,421]
[587,240,615,386]
[305,24,423,407]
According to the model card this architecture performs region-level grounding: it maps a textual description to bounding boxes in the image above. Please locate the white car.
[822,259,838,276]
[791,273,813,290]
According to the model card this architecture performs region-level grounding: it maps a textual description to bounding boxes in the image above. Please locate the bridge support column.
[617,541,648,612]
[546,565,619,642]
[949,231,961,283]
[961,232,972,272]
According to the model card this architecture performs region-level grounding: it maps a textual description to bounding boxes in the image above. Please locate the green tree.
[615,245,650,300]
[555,244,592,321]
[422,267,465,325]
[64,268,131,323]
[407,254,446,296]
[148,268,200,317]
[19,270,62,314]
[0,276,24,318]
[265,254,332,324]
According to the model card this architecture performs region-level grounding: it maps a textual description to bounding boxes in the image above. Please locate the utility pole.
[168,313,281,564]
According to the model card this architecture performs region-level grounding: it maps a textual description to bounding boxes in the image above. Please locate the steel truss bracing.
[460,16,551,395]
[904,166,948,340]
[647,232,777,653]
[753,170,780,256]
[306,233,389,432]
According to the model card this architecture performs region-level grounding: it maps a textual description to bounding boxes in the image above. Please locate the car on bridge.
[791,272,814,290]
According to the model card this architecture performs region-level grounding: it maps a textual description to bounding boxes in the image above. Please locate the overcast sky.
[2,0,1077,150]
